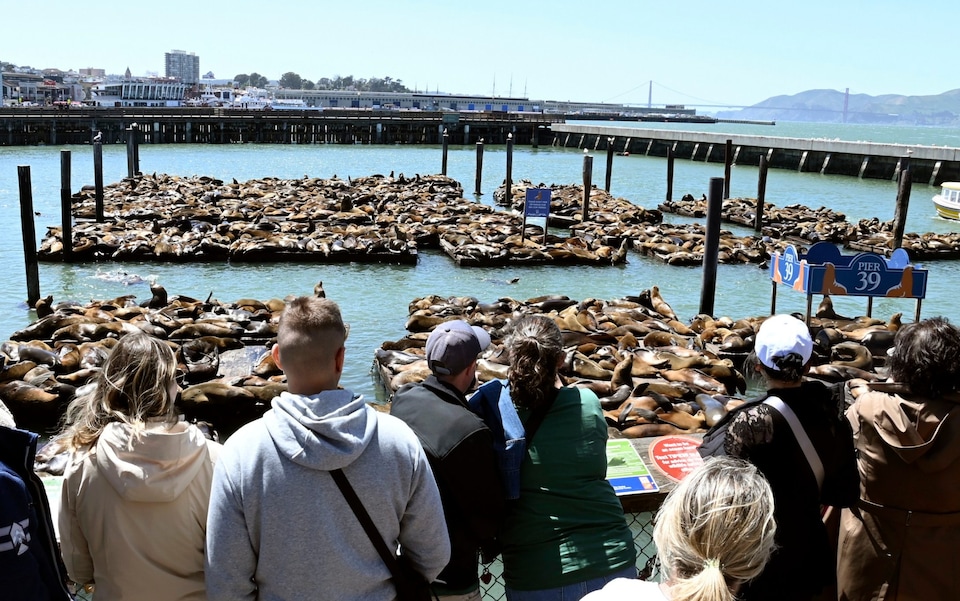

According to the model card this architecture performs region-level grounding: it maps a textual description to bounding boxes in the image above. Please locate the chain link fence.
[478,511,657,600]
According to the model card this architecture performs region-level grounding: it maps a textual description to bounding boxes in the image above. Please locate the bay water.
[2,120,959,403]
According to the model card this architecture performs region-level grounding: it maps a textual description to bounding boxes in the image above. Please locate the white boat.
[933,182,960,220]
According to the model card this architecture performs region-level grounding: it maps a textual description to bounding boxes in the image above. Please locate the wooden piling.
[94,132,105,222]
[666,147,675,201]
[699,177,725,316]
[126,126,136,178]
[17,166,41,307]
[60,150,73,262]
[441,129,449,176]
[605,138,614,193]
[723,139,732,198]
[756,154,768,232]
[893,156,912,249]
[582,152,593,221]
[505,133,514,206]
[475,138,484,195]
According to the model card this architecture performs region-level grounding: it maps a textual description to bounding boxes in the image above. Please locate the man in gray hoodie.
[205,296,450,601]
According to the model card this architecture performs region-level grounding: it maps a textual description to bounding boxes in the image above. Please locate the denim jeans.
[504,565,638,601]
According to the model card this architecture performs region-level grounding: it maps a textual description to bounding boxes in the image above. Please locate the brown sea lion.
[694,393,729,427]
[0,380,59,404]
[830,341,874,370]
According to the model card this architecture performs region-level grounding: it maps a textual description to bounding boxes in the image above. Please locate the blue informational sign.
[771,242,928,299]
[524,188,552,218]
[769,245,809,292]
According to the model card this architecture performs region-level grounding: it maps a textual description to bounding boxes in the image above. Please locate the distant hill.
[716,89,960,125]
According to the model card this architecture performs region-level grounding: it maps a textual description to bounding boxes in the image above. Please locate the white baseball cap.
[755,314,813,371]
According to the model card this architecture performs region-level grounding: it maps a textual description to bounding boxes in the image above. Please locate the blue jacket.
[467,379,525,500]
[0,426,71,600]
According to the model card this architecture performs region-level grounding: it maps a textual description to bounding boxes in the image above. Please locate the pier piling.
[723,139,732,198]
[699,177,724,316]
[93,132,105,222]
[60,150,73,263]
[475,139,484,195]
[582,152,593,221]
[17,166,40,307]
[666,147,675,202]
[605,138,614,193]
[893,157,912,249]
[505,134,514,205]
[756,155,769,232]
[441,129,449,176]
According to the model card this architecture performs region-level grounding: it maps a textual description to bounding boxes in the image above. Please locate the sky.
[3,0,954,108]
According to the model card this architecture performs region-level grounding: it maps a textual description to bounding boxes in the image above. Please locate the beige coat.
[59,420,220,601]
[838,383,960,601]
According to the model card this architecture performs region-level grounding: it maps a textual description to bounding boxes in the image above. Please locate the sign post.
[523,188,551,245]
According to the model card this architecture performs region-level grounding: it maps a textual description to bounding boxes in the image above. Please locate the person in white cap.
[390,320,505,601]
[700,314,858,601]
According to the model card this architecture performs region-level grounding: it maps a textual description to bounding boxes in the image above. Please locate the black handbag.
[331,468,436,601]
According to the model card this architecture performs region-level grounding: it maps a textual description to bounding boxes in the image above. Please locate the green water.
[3,122,960,402]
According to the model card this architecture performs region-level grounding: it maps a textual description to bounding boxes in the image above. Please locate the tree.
[248,72,268,88]
[235,74,250,87]
[279,72,303,89]
[303,79,315,90]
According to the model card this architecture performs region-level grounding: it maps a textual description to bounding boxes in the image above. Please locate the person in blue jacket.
[0,421,72,600]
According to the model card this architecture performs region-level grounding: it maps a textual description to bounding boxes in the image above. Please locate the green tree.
[234,73,249,87]
[279,72,303,89]
[303,79,315,90]
[248,72,268,88]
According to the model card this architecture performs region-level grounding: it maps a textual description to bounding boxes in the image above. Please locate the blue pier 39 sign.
[524,188,552,218]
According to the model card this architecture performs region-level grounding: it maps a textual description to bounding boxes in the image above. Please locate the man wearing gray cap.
[391,320,505,601]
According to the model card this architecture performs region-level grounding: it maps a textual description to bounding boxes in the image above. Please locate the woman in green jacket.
[499,315,636,601]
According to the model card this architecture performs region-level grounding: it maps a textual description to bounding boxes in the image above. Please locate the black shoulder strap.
[330,468,402,577]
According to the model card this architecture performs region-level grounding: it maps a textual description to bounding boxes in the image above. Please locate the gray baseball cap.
[425,320,491,376]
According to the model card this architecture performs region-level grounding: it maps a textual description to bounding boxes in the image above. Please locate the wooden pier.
[551,123,960,185]
[0,107,561,146]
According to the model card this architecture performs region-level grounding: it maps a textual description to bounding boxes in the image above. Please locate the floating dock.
[550,123,960,185]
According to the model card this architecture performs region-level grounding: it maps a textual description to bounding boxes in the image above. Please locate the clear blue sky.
[4,0,952,108]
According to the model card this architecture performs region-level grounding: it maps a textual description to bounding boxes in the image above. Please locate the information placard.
[605,439,659,495]
[524,188,552,218]
[647,436,703,483]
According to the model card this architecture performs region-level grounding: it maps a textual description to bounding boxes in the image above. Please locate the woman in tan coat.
[57,333,220,600]
[838,316,960,601]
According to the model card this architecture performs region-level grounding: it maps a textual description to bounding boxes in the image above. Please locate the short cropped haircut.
[654,456,777,601]
[277,297,347,370]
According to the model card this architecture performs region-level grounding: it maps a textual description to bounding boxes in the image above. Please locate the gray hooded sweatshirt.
[205,390,449,601]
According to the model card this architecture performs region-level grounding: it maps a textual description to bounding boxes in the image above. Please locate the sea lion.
[35,295,55,319]
[314,281,326,298]
[661,368,727,395]
[695,393,729,427]
[0,380,59,405]
[145,282,169,309]
[830,341,874,370]
[179,381,257,408]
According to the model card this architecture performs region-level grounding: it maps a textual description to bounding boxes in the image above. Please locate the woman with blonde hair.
[496,314,636,600]
[584,456,777,601]
[57,332,220,600]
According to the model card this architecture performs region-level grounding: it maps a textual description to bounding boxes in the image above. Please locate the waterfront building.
[79,68,106,78]
[164,50,200,86]
[92,78,187,107]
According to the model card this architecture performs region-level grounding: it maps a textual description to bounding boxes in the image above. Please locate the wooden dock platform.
[551,123,960,185]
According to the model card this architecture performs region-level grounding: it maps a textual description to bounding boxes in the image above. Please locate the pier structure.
[0,107,560,146]
[551,124,960,185]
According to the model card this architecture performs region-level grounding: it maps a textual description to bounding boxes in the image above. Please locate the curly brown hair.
[504,315,563,411]
[888,316,960,398]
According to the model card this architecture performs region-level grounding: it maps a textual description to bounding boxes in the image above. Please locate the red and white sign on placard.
[647,436,704,483]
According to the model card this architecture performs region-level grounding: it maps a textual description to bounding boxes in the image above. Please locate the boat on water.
[933,182,960,220]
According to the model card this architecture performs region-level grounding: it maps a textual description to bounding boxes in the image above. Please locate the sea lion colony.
[38,173,631,267]
[661,195,960,260]
[1,287,288,437]
[373,288,901,439]
[36,171,947,269]
[2,286,899,443]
